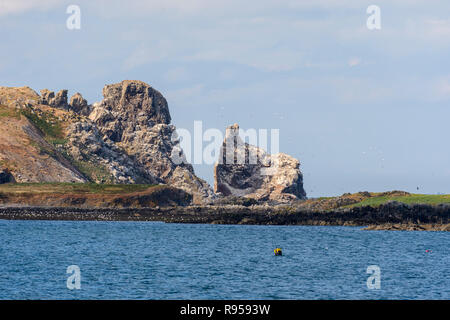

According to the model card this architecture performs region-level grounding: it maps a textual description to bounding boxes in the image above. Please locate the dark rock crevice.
[0,168,15,184]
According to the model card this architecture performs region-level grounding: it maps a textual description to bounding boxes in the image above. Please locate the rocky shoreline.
[363,223,450,231]
[1,202,448,231]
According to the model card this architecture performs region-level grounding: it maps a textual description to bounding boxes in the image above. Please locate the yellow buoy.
[274,248,282,256]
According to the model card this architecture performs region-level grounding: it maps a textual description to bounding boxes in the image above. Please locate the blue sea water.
[0,220,448,300]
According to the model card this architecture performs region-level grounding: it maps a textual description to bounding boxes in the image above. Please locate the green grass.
[20,108,111,182]
[50,138,68,145]
[0,183,157,194]
[343,194,450,208]
[315,196,334,201]
[70,159,115,184]
[21,108,64,140]
[57,149,115,183]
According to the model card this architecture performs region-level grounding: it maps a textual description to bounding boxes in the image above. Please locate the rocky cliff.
[0,81,213,204]
[1,81,308,205]
[88,80,214,203]
[214,124,306,202]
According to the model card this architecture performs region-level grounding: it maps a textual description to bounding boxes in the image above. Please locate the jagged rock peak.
[103,80,170,122]
[89,80,171,143]
[226,123,239,134]
[69,92,91,116]
[214,123,307,202]
[89,80,214,204]
[39,89,68,110]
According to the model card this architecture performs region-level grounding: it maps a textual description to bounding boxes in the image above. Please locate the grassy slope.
[0,104,21,119]
[0,183,156,195]
[20,108,65,141]
[342,193,450,208]
[1,87,92,183]
[20,105,114,183]
[0,183,192,208]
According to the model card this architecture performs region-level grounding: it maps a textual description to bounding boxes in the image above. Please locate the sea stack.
[214,123,307,202]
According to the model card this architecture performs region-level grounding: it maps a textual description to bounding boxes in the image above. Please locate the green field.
[343,193,450,208]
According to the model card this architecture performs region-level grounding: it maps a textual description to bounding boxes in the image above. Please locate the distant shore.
[1,202,449,231]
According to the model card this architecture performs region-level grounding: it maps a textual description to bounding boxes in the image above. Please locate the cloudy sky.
[1,0,449,197]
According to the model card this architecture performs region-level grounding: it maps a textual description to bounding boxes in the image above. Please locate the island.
[1,81,449,231]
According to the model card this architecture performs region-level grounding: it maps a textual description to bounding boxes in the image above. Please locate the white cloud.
[0,0,60,16]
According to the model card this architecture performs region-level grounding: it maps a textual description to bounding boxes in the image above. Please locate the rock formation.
[214,124,306,202]
[2,81,308,205]
[40,89,68,110]
[88,80,213,203]
[0,82,214,203]
[65,121,158,184]
[69,92,91,116]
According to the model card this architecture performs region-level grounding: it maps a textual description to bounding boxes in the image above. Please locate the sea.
[0,220,448,299]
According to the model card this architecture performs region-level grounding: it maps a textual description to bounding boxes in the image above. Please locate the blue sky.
[1,0,449,197]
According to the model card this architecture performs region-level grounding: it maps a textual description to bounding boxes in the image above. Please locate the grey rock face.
[52,90,68,109]
[91,80,171,143]
[39,89,54,105]
[65,121,159,184]
[39,89,68,110]
[89,80,214,203]
[69,92,91,116]
[214,124,306,202]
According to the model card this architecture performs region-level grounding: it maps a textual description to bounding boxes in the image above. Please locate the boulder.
[214,124,306,202]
